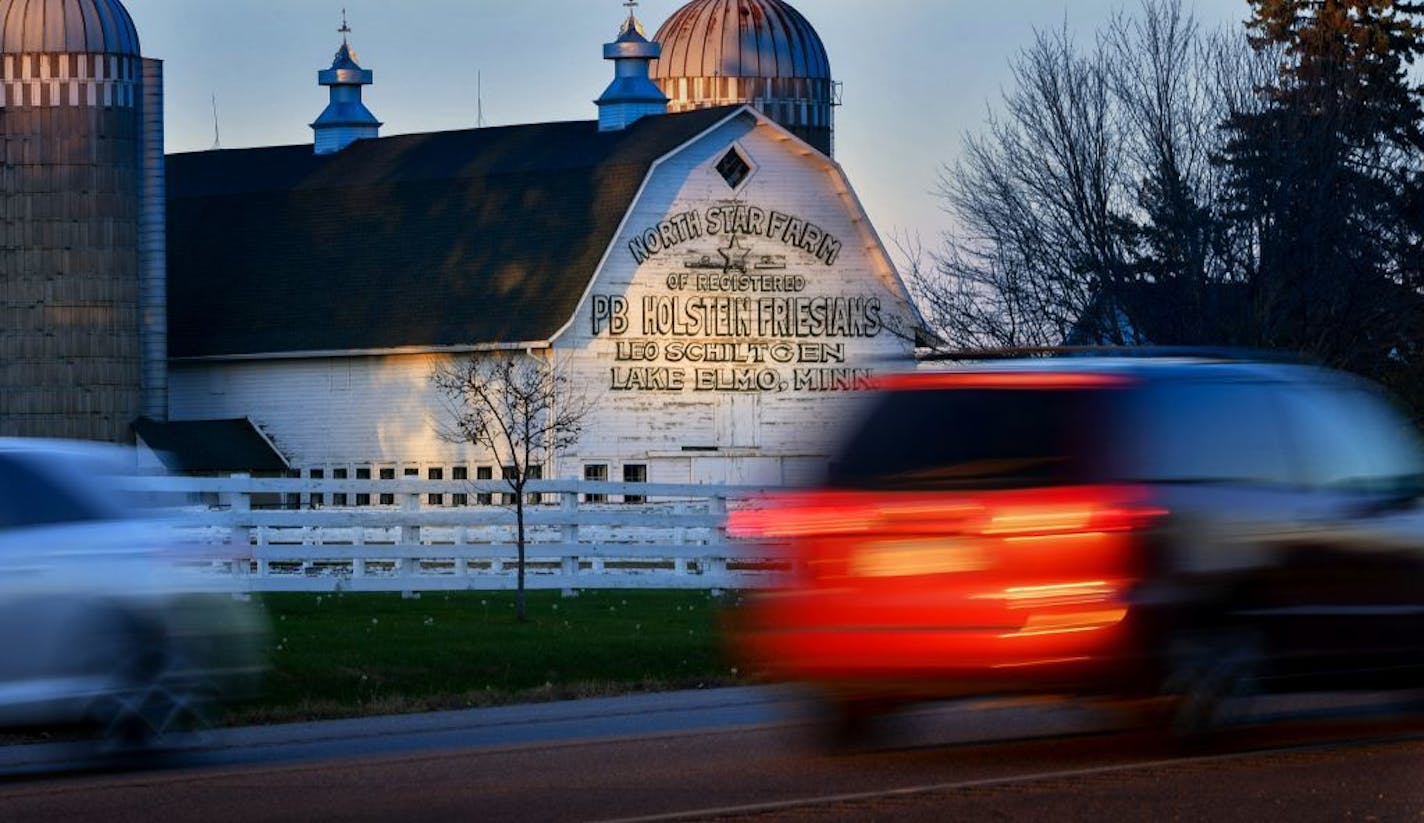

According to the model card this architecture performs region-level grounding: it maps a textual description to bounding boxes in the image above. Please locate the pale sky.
[121,0,1252,246]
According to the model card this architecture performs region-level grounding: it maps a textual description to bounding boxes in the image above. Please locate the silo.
[0,0,164,442]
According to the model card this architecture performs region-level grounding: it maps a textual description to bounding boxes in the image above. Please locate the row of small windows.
[294,463,649,508]
[660,76,834,107]
[583,463,647,504]
[667,95,832,130]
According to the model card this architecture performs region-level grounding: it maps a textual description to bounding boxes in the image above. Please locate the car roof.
[0,438,142,474]
[906,355,1341,386]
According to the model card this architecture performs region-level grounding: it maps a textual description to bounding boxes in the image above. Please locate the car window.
[1278,383,1424,494]
[1118,379,1295,485]
[0,453,125,529]
[827,387,1119,490]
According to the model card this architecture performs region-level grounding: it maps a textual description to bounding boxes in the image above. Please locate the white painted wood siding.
[168,110,918,486]
[555,111,919,483]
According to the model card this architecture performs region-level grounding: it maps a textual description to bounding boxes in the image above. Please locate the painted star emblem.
[718,234,751,274]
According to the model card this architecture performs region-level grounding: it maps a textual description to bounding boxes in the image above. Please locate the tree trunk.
[514,492,527,623]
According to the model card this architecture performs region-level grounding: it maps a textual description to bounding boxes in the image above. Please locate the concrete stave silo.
[0,0,164,442]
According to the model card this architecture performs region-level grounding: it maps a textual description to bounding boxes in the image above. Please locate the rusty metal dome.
[650,0,834,155]
[0,0,140,56]
[651,0,829,82]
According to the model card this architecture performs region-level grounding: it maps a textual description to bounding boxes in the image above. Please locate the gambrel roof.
[166,106,740,360]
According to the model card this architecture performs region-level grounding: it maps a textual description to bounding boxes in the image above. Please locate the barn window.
[476,466,493,505]
[716,147,751,189]
[308,468,324,508]
[428,467,444,506]
[452,466,468,506]
[501,466,517,505]
[622,464,647,504]
[356,467,371,506]
[379,467,395,505]
[332,468,348,506]
[285,469,302,510]
[584,464,608,503]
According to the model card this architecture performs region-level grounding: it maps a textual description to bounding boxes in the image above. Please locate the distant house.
[1065,279,1253,349]
[1066,277,1423,418]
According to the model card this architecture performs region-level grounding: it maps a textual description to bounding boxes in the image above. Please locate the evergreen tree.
[916,0,1424,416]
[1219,0,1424,396]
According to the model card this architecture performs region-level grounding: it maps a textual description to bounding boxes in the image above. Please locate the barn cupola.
[311,12,381,155]
[595,1,668,131]
[651,0,836,155]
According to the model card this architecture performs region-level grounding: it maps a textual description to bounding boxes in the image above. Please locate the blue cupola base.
[312,19,381,155]
[596,9,668,131]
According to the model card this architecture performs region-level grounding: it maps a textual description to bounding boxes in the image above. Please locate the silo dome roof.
[0,0,139,56]
[651,0,829,81]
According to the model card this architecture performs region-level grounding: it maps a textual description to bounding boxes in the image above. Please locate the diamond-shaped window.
[716,147,752,189]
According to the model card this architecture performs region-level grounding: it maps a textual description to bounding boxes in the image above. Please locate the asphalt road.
[0,687,1421,822]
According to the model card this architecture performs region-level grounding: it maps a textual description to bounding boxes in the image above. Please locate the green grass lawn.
[226,589,744,726]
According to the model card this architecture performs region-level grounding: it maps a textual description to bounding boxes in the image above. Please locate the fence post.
[352,517,366,579]
[255,524,272,578]
[672,510,688,577]
[227,475,253,580]
[706,493,729,582]
[454,526,468,578]
[560,490,579,595]
[401,492,421,599]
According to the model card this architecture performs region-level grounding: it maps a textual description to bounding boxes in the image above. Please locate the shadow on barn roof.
[166,106,743,360]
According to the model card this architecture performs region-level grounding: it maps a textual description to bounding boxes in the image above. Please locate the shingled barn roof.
[133,417,290,474]
[167,106,740,360]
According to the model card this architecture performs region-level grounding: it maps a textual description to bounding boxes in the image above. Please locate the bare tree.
[431,353,595,622]
[917,20,1133,348]
[914,0,1424,414]
[913,0,1260,349]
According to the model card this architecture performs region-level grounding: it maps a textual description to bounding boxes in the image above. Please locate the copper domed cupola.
[651,0,835,155]
[0,0,140,56]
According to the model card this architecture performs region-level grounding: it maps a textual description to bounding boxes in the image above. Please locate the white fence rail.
[130,476,788,593]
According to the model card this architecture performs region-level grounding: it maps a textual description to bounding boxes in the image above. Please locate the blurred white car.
[0,439,266,749]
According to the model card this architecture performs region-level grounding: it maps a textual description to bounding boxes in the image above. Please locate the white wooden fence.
[129,476,788,593]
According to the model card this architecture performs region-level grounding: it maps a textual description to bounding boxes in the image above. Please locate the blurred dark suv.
[729,353,1424,738]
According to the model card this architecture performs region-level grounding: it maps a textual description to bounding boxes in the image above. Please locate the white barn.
[154,2,922,489]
